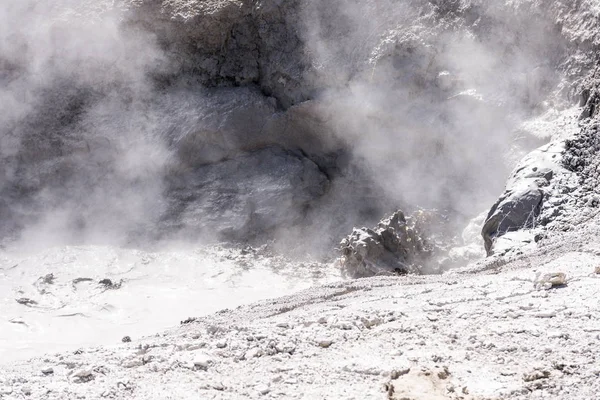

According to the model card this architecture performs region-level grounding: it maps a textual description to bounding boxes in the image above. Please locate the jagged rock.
[481,142,566,255]
[339,211,433,278]
[482,186,543,255]
[127,0,309,107]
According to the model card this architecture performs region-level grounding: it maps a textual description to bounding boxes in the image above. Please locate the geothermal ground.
[1,0,600,399]
[1,226,600,399]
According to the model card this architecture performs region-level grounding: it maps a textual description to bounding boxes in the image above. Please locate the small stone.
[534,272,567,289]
[21,386,32,396]
[316,338,333,348]
[73,368,93,378]
[361,317,383,328]
[99,279,122,289]
[16,298,37,306]
[71,368,94,383]
[212,383,225,391]
[122,336,131,343]
[122,358,143,368]
[276,322,290,329]
[523,369,550,382]
[437,366,450,380]
[390,368,410,379]
[42,367,54,375]
[0,387,13,395]
[244,347,263,359]
[257,385,271,395]
[594,266,600,274]
[216,340,227,349]
[533,310,557,318]
[275,342,295,354]
[193,353,213,370]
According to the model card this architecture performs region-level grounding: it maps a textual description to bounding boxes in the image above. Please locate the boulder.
[339,211,433,278]
[482,186,543,255]
[481,146,559,255]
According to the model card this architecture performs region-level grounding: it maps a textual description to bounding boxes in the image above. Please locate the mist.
[0,0,573,259]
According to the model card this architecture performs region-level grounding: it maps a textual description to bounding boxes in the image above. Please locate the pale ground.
[0,245,340,364]
[0,224,599,400]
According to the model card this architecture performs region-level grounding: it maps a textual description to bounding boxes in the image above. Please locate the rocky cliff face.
[1,0,600,260]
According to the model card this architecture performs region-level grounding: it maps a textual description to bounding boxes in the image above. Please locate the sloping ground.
[0,245,339,364]
[1,224,599,400]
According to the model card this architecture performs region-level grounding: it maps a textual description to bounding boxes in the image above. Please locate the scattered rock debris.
[523,369,551,382]
[15,298,37,306]
[534,272,567,289]
[99,278,122,289]
[72,278,94,285]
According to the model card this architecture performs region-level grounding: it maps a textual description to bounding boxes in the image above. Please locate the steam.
[0,0,571,257]
[0,1,170,248]
[291,0,566,241]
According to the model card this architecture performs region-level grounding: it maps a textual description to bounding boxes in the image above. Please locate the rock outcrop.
[163,146,329,241]
[2,0,600,254]
[339,211,434,278]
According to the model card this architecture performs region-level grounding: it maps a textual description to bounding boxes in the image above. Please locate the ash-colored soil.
[1,224,599,400]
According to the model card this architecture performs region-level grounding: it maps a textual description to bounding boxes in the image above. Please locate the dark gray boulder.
[482,186,544,255]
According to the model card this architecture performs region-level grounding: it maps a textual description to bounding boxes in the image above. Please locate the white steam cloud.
[0,0,571,257]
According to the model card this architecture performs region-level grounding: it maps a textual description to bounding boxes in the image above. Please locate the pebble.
[216,340,227,349]
[212,383,225,391]
[42,367,54,375]
[337,321,354,330]
[72,368,93,378]
[523,369,550,382]
[257,385,271,395]
[316,338,333,348]
[533,310,557,318]
[245,347,263,359]
[548,331,569,339]
[361,317,383,328]
[390,368,410,379]
[193,353,213,369]
[122,358,144,368]
[0,387,13,395]
[275,342,296,354]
